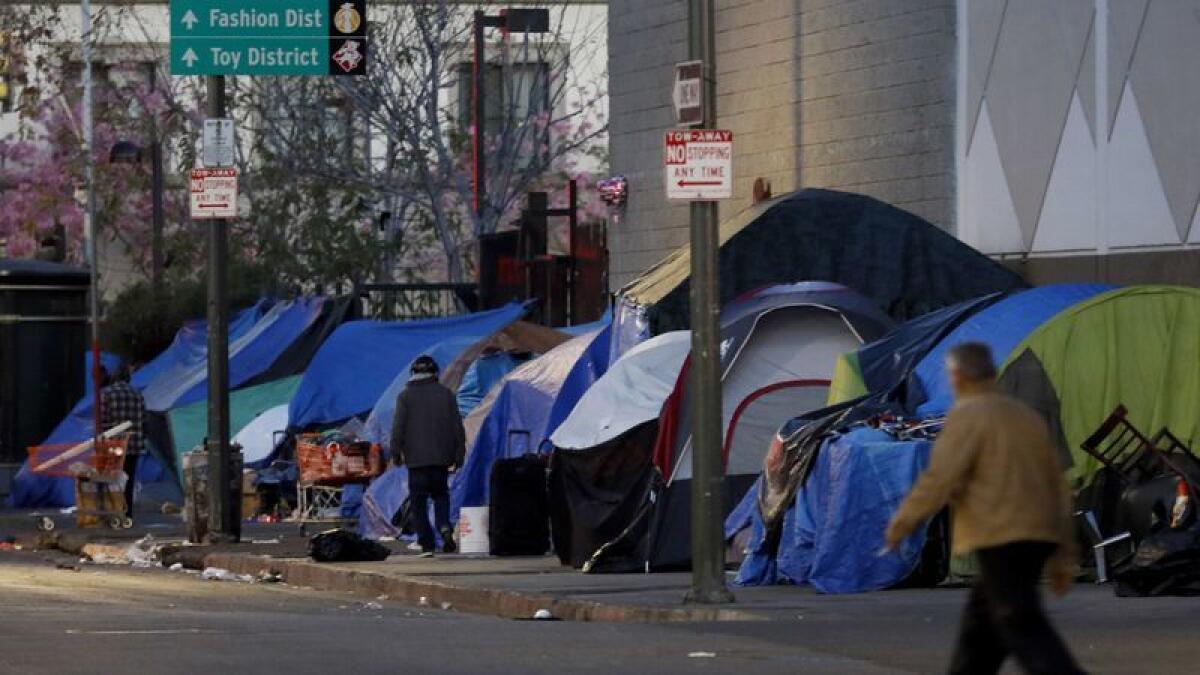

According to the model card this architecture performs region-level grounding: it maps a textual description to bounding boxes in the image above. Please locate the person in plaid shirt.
[100,365,145,518]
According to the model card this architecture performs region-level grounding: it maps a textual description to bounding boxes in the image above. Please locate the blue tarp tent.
[450,327,610,520]
[289,303,528,429]
[733,428,933,593]
[361,334,482,452]
[85,351,123,393]
[456,352,520,417]
[855,294,1000,400]
[911,284,1115,416]
[9,299,324,508]
[142,298,326,411]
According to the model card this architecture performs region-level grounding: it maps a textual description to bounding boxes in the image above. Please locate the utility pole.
[81,0,101,438]
[205,74,236,542]
[684,0,733,605]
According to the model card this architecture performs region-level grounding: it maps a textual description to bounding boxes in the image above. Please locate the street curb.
[202,552,761,623]
[40,533,760,622]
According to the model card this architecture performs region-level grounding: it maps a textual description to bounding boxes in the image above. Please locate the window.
[457,61,550,137]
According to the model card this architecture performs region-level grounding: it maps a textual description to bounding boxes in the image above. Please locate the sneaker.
[440,529,457,554]
[419,550,435,559]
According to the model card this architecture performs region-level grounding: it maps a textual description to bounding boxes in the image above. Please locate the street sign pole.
[684,0,733,605]
[205,74,236,543]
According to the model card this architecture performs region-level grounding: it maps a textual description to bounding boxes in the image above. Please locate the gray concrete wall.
[795,0,957,229]
[607,0,958,289]
[607,0,691,289]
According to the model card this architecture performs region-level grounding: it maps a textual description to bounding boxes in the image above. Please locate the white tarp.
[233,404,289,464]
[551,331,691,450]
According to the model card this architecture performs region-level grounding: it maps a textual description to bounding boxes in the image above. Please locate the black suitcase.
[489,432,550,556]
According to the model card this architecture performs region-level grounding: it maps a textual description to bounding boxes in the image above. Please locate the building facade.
[607,0,1200,289]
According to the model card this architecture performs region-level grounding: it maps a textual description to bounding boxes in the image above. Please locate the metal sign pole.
[685,0,733,605]
[205,74,235,542]
[81,0,102,442]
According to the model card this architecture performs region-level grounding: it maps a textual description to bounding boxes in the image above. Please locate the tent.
[909,284,1115,416]
[825,294,1003,406]
[289,302,528,429]
[450,327,610,520]
[825,284,1117,412]
[566,283,894,571]
[551,331,692,452]
[10,301,272,508]
[996,286,1200,482]
[441,320,572,416]
[10,296,346,508]
[733,428,938,593]
[614,188,1026,353]
[168,375,302,476]
[141,297,327,412]
[361,319,569,452]
[656,283,894,487]
[548,331,691,567]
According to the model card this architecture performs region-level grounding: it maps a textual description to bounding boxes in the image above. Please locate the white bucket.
[457,506,490,555]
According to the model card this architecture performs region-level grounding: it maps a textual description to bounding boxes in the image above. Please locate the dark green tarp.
[620,189,1026,333]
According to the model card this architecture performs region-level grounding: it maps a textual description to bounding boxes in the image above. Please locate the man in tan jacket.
[885,342,1084,675]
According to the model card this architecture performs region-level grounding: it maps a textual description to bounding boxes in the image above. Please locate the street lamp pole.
[81,0,101,438]
[684,0,733,605]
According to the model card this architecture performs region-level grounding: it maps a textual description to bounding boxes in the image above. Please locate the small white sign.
[673,60,704,126]
[202,118,235,167]
[664,129,733,201]
[190,168,238,219]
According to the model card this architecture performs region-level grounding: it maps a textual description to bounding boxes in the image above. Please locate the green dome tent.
[998,286,1200,483]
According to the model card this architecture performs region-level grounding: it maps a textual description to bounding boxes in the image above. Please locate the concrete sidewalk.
[0,513,1134,628]
[7,513,798,622]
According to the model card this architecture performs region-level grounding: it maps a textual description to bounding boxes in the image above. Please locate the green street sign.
[170,0,367,76]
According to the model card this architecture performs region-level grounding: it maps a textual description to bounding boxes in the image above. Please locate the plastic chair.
[1075,510,1132,583]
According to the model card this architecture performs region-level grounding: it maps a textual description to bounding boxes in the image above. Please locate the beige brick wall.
[796,0,957,228]
[607,0,958,289]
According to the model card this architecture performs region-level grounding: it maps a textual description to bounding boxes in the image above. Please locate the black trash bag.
[1114,526,1200,597]
[309,528,391,563]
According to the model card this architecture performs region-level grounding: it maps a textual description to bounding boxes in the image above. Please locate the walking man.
[391,355,466,557]
[99,365,145,519]
[885,342,1084,675]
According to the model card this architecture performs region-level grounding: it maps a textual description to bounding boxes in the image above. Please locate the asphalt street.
[1,552,1196,674]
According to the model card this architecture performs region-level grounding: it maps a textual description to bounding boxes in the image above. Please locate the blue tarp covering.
[142,298,326,412]
[733,428,933,593]
[856,294,1000,398]
[289,303,528,429]
[362,334,482,452]
[555,308,612,337]
[450,328,610,520]
[8,300,323,508]
[85,352,124,393]
[546,324,611,434]
[456,352,520,417]
[357,465,449,544]
[912,284,1116,416]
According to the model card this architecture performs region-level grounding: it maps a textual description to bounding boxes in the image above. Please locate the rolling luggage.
[488,431,550,556]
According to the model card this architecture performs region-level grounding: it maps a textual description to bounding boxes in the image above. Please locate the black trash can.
[0,259,90,495]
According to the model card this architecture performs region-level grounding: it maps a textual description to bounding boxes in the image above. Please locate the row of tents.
[16,188,1200,600]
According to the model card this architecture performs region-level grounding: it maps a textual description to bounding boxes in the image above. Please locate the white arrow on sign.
[182,48,199,68]
[181,9,199,30]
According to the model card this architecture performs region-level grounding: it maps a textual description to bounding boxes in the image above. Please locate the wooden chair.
[1081,406,1163,483]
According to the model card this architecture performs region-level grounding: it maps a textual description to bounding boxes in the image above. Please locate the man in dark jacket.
[390,355,466,556]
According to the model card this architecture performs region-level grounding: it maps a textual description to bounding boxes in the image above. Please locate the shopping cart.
[294,433,382,533]
[27,437,133,531]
